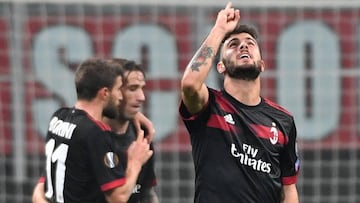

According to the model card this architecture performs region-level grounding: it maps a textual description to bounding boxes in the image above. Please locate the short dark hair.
[216,24,260,64]
[75,58,124,100]
[222,24,259,43]
[107,58,146,83]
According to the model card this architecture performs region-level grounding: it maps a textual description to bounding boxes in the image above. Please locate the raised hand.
[133,112,155,143]
[214,2,241,34]
[127,130,153,167]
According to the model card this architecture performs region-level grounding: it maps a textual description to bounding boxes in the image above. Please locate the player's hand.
[133,112,155,143]
[127,130,153,167]
[213,2,240,34]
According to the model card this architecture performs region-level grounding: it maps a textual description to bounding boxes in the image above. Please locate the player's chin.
[127,109,139,118]
[237,58,252,64]
[131,106,141,112]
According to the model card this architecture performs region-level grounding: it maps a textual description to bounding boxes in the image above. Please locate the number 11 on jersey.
[45,138,69,203]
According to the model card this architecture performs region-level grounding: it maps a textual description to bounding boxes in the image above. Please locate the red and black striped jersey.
[108,121,157,203]
[179,88,300,203]
[43,107,126,203]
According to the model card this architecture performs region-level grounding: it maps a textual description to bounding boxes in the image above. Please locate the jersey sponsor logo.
[132,184,142,194]
[269,122,279,145]
[103,152,119,168]
[231,143,271,173]
[48,116,77,140]
[224,114,235,125]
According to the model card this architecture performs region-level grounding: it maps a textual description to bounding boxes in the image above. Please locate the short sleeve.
[280,121,300,185]
[85,128,127,191]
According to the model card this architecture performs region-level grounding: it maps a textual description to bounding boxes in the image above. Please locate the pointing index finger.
[137,129,144,142]
[225,2,232,9]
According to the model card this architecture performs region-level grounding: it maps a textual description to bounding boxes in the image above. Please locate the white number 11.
[44,138,69,203]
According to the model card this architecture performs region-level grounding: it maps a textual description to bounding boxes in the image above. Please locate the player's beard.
[116,103,131,121]
[103,97,119,119]
[222,58,262,81]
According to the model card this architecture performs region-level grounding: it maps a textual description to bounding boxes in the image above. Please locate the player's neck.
[224,77,261,106]
[115,120,129,134]
[75,100,103,121]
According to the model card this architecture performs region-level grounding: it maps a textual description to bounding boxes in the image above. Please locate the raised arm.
[180,2,240,114]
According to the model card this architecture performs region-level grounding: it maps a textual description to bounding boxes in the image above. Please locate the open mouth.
[131,105,142,110]
[239,53,250,59]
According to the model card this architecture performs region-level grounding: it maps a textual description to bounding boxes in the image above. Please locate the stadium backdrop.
[0,1,359,202]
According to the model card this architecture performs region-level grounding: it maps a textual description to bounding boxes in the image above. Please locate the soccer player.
[104,58,159,203]
[32,58,153,203]
[179,2,300,203]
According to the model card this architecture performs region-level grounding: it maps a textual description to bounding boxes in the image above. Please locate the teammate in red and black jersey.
[32,58,153,203]
[105,58,159,203]
[109,122,157,203]
[180,2,300,203]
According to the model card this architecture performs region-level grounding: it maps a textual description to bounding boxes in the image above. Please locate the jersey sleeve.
[179,88,214,133]
[280,120,300,185]
[85,127,127,192]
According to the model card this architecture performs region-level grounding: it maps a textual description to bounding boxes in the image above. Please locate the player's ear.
[260,60,265,72]
[98,87,109,99]
[217,61,226,74]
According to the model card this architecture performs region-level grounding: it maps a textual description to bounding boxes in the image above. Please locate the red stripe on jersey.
[93,120,111,131]
[85,113,111,131]
[38,176,45,183]
[100,178,126,191]
[216,98,237,113]
[208,114,233,132]
[263,98,293,116]
[212,90,236,113]
[250,124,287,145]
[151,178,157,186]
[282,175,298,185]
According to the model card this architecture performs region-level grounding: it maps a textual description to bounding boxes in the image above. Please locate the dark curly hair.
[215,24,260,64]
[75,58,124,100]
